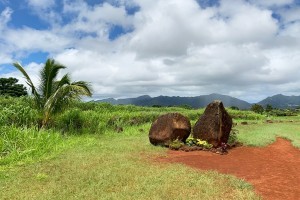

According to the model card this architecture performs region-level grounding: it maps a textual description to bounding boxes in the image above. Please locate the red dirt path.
[157,138,300,200]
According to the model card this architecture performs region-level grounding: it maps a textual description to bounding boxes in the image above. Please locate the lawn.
[237,121,300,147]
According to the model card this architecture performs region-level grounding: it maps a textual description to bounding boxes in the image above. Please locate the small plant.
[228,128,239,146]
[185,137,213,149]
[185,138,197,146]
[196,139,213,149]
[169,139,184,150]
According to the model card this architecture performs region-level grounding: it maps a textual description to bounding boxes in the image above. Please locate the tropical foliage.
[0,77,27,97]
[13,59,92,127]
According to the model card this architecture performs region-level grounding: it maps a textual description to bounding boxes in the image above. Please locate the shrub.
[169,139,184,150]
[251,104,264,114]
[228,128,239,146]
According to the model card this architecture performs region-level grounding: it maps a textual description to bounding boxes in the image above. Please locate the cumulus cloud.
[4,28,72,53]
[1,0,300,102]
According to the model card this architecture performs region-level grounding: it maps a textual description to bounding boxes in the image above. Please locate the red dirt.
[156,138,300,200]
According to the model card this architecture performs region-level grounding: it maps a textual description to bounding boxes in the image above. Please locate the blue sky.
[1,0,300,102]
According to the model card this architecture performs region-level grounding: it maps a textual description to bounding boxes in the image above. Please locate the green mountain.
[258,94,300,109]
[97,93,252,109]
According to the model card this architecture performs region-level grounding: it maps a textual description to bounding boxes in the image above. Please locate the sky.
[0,0,300,103]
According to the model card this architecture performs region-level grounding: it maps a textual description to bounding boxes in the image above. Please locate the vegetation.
[1,95,300,199]
[169,138,184,150]
[0,126,72,166]
[265,104,273,113]
[13,59,92,127]
[0,77,27,97]
[185,137,213,149]
[251,104,264,114]
[0,133,259,200]
[237,122,300,147]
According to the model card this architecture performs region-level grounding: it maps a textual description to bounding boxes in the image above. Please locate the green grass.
[0,133,260,200]
[0,126,87,172]
[2,98,300,199]
[236,122,300,147]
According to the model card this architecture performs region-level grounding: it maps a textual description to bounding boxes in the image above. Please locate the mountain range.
[257,94,300,109]
[96,93,300,109]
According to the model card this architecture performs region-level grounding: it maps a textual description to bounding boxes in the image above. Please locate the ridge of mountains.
[96,93,300,109]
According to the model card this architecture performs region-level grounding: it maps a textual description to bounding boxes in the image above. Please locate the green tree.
[251,104,264,114]
[0,77,27,97]
[230,106,239,110]
[265,104,273,112]
[13,58,92,128]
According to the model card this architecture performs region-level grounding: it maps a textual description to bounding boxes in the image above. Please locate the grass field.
[1,132,260,200]
[1,97,300,199]
[237,121,300,147]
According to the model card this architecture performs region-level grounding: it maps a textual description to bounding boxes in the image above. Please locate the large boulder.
[193,100,232,147]
[149,113,191,146]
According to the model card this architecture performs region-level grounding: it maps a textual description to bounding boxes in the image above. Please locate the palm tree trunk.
[41,112,50,129]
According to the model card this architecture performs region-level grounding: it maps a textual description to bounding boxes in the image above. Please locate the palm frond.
[70,81,93,97]
[55,74,71,90]
[13,62,42,108]
[13,62,36,94]
[44,82,92,116]
[39,59,66,100]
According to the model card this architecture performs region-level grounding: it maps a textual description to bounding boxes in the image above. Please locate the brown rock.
[149,113,191,146]
[193,100,233,147]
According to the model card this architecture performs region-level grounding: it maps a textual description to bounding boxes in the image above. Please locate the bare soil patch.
[156,138,300,200]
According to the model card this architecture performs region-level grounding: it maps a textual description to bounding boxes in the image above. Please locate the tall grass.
[0,96,267,134]
[0,96,39,127]
[51,103,204,134]
[51,102,266,134]
[0,126,70,166]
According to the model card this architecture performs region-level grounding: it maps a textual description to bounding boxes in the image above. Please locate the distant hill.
[258,94,300,109]
[97,93,252,109]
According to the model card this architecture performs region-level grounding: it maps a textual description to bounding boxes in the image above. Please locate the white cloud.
[62,1,134,39]
[1,0,300,102]
[0,7,13,64]
[0,7,12,30]
[26,0,61,26]
[3,27,72,54]
[129,0,278,58]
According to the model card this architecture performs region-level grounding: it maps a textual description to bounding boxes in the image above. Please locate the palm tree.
[13,58,92,128]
